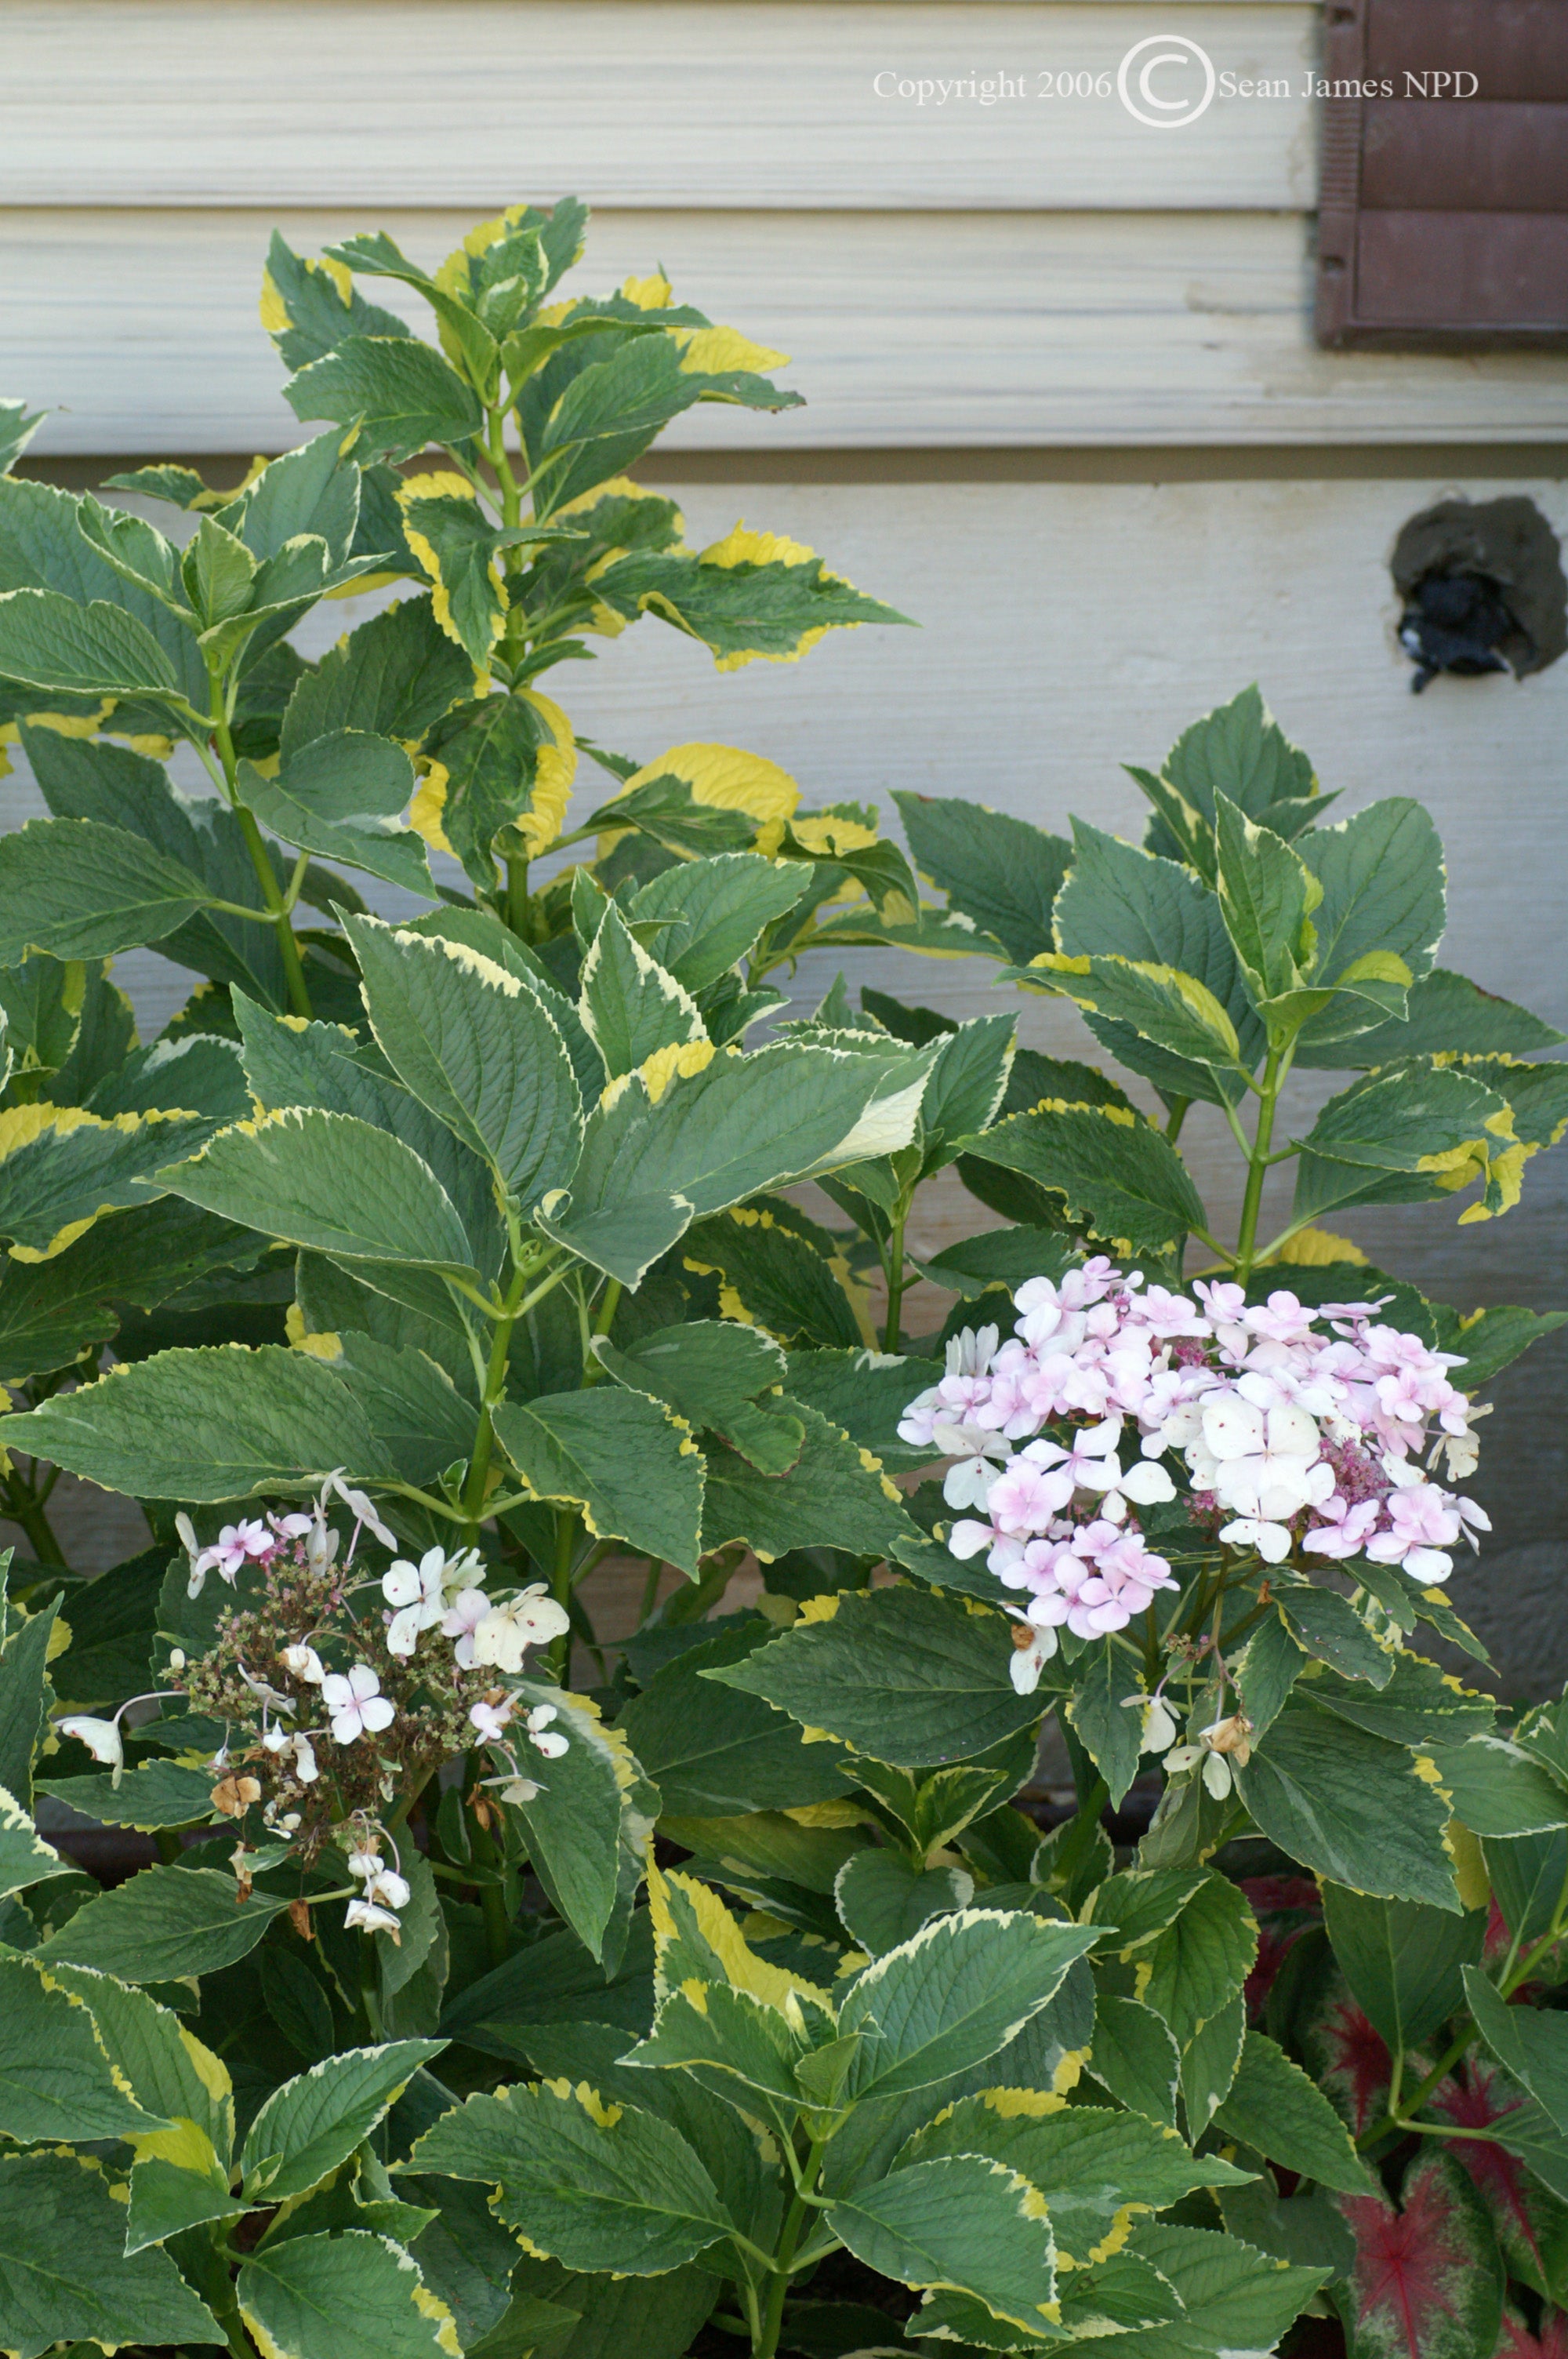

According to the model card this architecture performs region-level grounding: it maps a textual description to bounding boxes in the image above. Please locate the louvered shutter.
[1316,0,1568,345]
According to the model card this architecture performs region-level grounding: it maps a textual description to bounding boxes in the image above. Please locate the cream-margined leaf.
[347,915,582,1208]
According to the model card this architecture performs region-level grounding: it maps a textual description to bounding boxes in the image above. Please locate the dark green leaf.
[707,1586,1042,1768]
[1319,1885,1485,2051]
[34,1864,290,1981]
[492,1387,704,1576]
[894,791,1069,965]
[1234,1699,1459,1910]
[621,1623,851,1816]
[4,1343,387,1499]
[0,2150,220,2358]
[405,2078,734,2274]
[1212,2029,1376,2193]
[956,1103,1207,1256]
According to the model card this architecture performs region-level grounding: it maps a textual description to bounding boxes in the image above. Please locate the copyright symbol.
[1116,34,1216,127]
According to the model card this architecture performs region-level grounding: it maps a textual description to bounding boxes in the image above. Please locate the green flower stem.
[882,1211,908,1354]
[206,679,314,1020]
[458,1255,542,1537]
[753,2136,826,2359]
[1143,1605,1162,1688]
[383,1764,437,1841]
[477,1848,512,1966]
[505,854,530,936]
[1,1467,65,1568]
[547,1512,579,1683]
[1232,1048,1281,1281]
[1164,1096,1191,1145]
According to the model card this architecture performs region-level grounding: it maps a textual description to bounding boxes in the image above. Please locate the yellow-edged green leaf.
[707,1585,1044,1768]
[404,2078,735,2274]
[579,902,706,1079]
[34,1864,289,1982]
[238,2228,462,2359]
[2,1341,390,1499]
[285,335,483,460]
[347,917,582,1208]
[956,1100,1207,1256]
[0,587,182,699]
[0,2152,221,2354]
[492,1384,703,1576]
[827,2151,1057,2334]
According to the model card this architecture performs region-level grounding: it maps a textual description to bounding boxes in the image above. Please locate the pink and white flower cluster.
[169,1477,575,1944]
[898,1259,1490,1693]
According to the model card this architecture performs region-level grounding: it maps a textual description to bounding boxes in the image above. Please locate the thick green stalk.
[882,1212,908,1354]
[505,854,530,936]
[1164,1096,1191,1145]
[459,1268,532,1537]
[477,1859,512,1966]
[207,686,313,1019]
[1232,1049,1281,1280]
[487,408,523,529]
[753,2138,826,2359]
[2,1470,65,1568]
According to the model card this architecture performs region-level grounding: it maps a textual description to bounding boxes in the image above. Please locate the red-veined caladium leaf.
[1338,2149,1504,2359]
[1498,2306,1568,2359]
[1430,2058,1568,2303]
[1301,1972,1395,2140]
[1241,1873,1322,2025]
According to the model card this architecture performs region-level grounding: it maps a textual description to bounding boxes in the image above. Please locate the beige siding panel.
[13,208,1568,453]
[1,2,1316,211]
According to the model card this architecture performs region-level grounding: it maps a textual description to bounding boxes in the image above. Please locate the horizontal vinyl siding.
[10,208,1568,453]
[1,2,1316,211]
[4,0,1566,448]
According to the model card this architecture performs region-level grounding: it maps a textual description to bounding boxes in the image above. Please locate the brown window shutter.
[1316,0,1568,346]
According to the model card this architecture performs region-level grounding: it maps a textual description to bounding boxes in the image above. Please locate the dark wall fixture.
[1316,0,1568,346]
[1392,496,1568,691]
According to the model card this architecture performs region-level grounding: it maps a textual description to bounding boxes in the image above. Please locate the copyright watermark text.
[872,45,1482,129]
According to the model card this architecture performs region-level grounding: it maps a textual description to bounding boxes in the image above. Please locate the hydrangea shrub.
[0,203,1562,2359]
